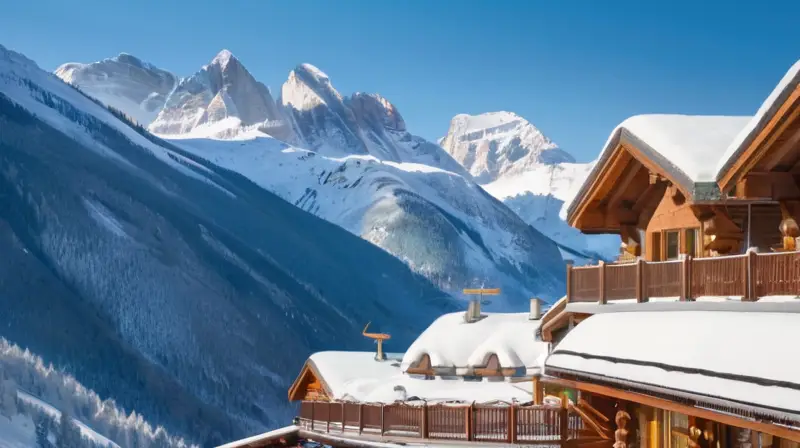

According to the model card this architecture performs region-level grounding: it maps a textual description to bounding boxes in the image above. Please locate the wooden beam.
[569,402,612,439]
[760,112,800,171]
[607,164,642,211]
[543,377,800,443]
[719,84,800,191]
[736,172,800,200]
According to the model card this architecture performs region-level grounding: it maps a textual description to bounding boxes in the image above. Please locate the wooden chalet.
[537,58,800,448]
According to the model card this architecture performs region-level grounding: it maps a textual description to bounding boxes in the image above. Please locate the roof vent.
[462,288,500,323]
[529,298,542,320]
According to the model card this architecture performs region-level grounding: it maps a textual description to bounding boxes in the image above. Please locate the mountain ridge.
[57,50,568,306]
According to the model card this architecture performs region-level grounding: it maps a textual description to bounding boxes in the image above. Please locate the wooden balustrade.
[567,251,800,303]
[298,400,575,444]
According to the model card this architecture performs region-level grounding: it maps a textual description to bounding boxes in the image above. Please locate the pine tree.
[0,377,17,420]
[56,409,82,448]
[35,412,51,448]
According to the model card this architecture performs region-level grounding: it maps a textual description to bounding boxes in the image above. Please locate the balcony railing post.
[746,250,756,300]
[326,402,330,433]
[636,258,645,302]
[421,403,428,439]
[508,404,517,443]
[466,403,473,441]
[380,403,385,436]
[358,403,363,434]
[566,264,573,303]
[341,402,346,433]
[598,261,607,304]
[311,401,315,431]
[682,255,692,301]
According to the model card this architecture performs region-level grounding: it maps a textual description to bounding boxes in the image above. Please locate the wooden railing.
[298,400,584,444]
[567,251,800,303]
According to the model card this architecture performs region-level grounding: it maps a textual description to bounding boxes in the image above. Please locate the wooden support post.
[421,403,428,439]
[599,261,607,304]
[636,258,645,303]
[311,401,315,431]
[358,403,363,434]
[566,264,573,303]
[380,403,385,436]
[746,250,757,301]
[466,403,473,441]
[681,255,692,301]
[341,402,345,433]
[326,403,330,433]
[509,404,517,443]
[533,375,544,405]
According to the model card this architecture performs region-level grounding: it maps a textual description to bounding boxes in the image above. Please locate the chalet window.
[659,410,689,448]
[665,231,680,260]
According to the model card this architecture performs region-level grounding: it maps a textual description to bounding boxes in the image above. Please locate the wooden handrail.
[298,400,578,445]
[567,251,800,303]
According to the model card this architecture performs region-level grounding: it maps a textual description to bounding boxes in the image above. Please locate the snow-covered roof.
[608,114,749,187]
[400,312,547,374]
[567,114,750,220]
[546,311,800,422]
[716,59,800,178]
[309,351,533,404]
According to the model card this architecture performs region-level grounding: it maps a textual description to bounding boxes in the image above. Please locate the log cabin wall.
[644,187,703,261]
[726,204,783,253]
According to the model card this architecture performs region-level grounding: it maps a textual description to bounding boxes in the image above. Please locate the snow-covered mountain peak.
[440,111,573,183]
[349,92,406,132]
[53,52,177,126]
[149,50,283,136]
[0,43,41,72]
[282,62,344,113]
[297,62,330,82]
[210,49,235,69]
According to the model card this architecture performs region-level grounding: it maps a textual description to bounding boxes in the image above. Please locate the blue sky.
[2,0,798,161]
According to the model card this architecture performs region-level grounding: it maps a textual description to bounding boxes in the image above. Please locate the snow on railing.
[567,251,800,303]
[298,400,579,444]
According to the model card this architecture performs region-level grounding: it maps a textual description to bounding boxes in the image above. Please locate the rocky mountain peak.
[149,49,283,135]
[440,111,574,183]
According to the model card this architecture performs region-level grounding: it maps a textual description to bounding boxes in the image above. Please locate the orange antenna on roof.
[363,322,391,361]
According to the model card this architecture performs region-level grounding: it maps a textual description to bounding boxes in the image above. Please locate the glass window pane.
[666,231,680,260]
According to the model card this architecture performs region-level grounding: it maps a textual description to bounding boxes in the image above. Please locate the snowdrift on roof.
[546,311,800,422]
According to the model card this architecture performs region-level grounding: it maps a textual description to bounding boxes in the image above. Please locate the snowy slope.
[55,53,177,126]
[16,391,120,447]
[170,129,567,306]
[0,414,36,448]
[1,43,460,444]
[441,112,620,263]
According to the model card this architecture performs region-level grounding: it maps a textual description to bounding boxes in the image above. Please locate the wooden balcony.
[567,251,800,303]
[296,400,599,446]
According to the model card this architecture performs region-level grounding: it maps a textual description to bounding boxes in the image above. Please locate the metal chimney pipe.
[529,298,542,320]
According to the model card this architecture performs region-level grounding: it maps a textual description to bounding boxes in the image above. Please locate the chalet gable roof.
[295,351,533,403]
[567,114,750,224]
